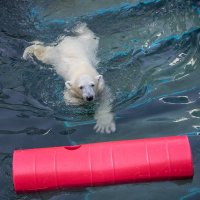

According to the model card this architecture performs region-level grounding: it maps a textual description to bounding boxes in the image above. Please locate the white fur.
[23,23,116,133]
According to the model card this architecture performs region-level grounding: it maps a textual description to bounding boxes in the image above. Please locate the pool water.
[1,0,200,199]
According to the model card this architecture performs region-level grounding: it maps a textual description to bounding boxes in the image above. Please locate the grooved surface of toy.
[13,136,193,192]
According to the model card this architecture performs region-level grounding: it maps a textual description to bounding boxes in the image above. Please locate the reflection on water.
[1,0,200,199]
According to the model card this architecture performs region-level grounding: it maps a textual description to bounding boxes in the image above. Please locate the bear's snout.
[86,95,94,101]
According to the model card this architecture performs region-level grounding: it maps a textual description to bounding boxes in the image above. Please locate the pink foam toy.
[13,135,193,192]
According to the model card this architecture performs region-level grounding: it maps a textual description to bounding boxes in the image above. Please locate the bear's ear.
[96,75,102,81]
[65,81,72,89]
[96,75,104,92]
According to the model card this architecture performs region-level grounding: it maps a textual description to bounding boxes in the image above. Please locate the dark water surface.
[1,0,200,199]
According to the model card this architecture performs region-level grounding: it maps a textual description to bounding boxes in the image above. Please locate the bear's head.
[65,74,104,102]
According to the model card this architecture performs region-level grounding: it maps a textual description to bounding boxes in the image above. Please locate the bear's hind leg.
[23,41,51,64]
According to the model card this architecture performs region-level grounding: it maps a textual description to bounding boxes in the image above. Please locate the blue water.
[1,0,200,199]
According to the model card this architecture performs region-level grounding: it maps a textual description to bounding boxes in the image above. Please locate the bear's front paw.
[64,89,84,105]
[94,112,116,134]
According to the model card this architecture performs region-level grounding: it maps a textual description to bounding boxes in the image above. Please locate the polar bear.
[23,23,116,133]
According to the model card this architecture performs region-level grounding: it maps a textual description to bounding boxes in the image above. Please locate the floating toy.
[13,136,193,192]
